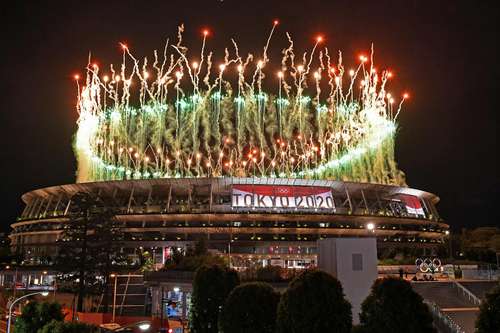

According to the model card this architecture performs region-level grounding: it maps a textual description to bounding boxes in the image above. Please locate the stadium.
[10,26,449,268]
[10,177,446,268]
[1,26,457,330]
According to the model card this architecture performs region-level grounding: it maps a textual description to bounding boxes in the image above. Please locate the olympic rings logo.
[415,258,441,273]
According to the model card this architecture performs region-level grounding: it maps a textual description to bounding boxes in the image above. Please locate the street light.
[445,230,452,260]
[101,320,152,332]
[7,291,49,333]
[110,273,118,323]
[136,322,151,331]
[366,223,375,232]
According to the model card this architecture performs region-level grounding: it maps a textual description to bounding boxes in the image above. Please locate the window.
[352,253,363,271]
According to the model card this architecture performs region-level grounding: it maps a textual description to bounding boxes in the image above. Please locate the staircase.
[412,282,476,309]
[458,281,498,301]
[412,281,479,333]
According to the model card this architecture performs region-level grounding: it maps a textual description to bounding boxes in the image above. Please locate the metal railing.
[425,301,465,333]
[454,282,482,306]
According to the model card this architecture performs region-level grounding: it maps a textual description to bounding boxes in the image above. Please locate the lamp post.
[445,230,452,261]
[7,291,49,333]
[110,273,118,323]
[228,239,232,269]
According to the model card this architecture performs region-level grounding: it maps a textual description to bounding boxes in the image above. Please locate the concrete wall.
[318,238,378,324]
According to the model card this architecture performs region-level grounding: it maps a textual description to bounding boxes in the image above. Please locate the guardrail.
[16,203,442,222]
[425,301,465,333]
[454,282,482,306]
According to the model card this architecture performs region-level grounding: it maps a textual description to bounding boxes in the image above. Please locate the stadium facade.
[10,177,447,268]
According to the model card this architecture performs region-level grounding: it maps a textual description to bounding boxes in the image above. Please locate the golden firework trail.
[74,23,409,185]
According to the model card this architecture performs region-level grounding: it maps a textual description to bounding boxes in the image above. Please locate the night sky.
[1,1,498,232]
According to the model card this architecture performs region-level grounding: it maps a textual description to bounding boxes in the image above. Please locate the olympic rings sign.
[415,258,441,273]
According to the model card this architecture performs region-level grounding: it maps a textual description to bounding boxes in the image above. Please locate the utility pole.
[111,274,118,323]
[445,230,452,261]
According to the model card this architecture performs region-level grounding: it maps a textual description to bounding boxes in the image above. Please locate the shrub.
[476,284,500,333]
[358,277,436,333]
[14,301,65,333]
[189,265,239,333]
[219,282,280,333]
[256,265,283,282]
[39,320,98,333]
[276,269,352,333]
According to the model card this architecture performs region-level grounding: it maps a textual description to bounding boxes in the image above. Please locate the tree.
[256,265,283,282]
[224,269,240,296]
[163,239,226,271]
[55,192,127,312]
[14,301,65,333]
[189,265,240,333]
[358,277,436,333]
[276,269,352,333]
[219,282,280,333]
[140,250,155,272]
[476,284,500,333]
[39,320,98,333]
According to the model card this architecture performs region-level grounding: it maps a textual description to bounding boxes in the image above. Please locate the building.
[10,177,448,268]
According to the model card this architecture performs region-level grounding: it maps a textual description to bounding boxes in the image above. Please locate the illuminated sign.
[232,184,334,209]
[396,194,425,216]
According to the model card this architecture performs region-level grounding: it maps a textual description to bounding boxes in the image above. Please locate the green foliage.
[14,301,65,333]
[140,251,155,272]
[55,192,128,312]
[255,265,283,282]
[165,253,226,271]
[39,320,98,333]
[276,270,352,333]
[358,277,436,333]
[476,284,500,333]
[453,227,500,263]
[219,282,280,333]
[13,302,39,333]
[189,265,240,333]
[377,246,426,264]
[164,239,226,271]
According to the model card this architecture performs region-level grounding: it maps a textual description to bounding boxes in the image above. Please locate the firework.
[74,23,408,185]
